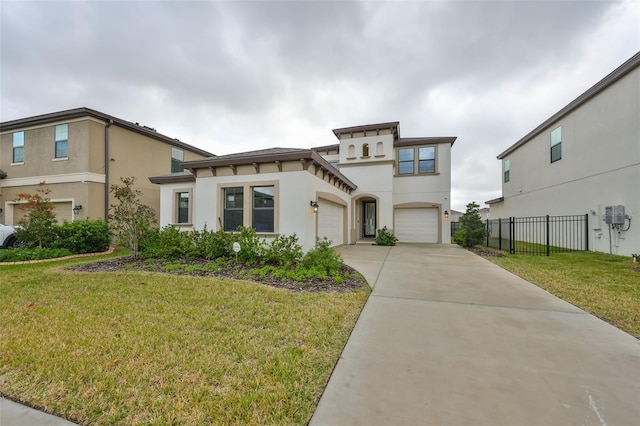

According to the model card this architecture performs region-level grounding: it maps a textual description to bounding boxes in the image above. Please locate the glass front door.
[363,201,376,237]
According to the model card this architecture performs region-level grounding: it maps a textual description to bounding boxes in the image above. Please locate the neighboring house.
[450,207,489,222]
[487,52,639,256]
[0,108,213,225]
[151,122,455,252]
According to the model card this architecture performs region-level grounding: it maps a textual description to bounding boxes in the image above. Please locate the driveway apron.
[310,244,640,426]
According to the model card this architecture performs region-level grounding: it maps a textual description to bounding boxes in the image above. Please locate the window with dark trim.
[55,124,68,159]
[398,146,437,175]
[171,148,184,173]
[223,187,243,231]
[176,192,190,224]
[13,131,24,163]
[504,159,510,183]
[550,126,561,163]
[252,186,274,232]
[418,146,435,173]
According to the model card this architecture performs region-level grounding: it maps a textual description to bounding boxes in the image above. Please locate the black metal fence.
[452,214,589,256]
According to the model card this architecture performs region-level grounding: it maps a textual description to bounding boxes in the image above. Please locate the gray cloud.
[2,0,638,211]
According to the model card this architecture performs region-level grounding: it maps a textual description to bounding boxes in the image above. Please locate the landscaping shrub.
[262,234,303,267]
[454,202,485,247]
[0,247,73,262]
[375,226,398,246]
[139,225,192,259]
[52,219,112,254]
[232,226,267,264]
[302,237,342,276]
[189,226,233,259]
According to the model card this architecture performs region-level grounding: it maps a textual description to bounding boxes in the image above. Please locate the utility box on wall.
[604,205,626,225]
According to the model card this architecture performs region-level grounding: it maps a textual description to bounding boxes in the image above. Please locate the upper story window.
[362,143,369,157]
[223,187,244,231]
[252,186,274,232]
[12,131,24,163]
[504,159,510,183]
[550,126,561,163]
[330,161,339,169]
[55,124,68,159]
[418,146,435,173]
[376,141,384,156]
[171,148,184,172]
[398,146,437,175]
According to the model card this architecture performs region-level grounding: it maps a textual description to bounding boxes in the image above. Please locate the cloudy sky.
[1,0,638,211]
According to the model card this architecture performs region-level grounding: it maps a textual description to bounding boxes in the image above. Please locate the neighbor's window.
[330,161,339,169]
[252,186,274,232]
[418,146,435,173]
[176,192,190,224]
[550,126,561,163]
[504,159,510,183]
[171,148,184,173]
[55,124,68,159]
[12,131,24,163]
[223,187,243,231]
[398,148,414,175]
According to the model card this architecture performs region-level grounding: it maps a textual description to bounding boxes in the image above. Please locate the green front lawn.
[0,257,370,425]
[484,250,640,338]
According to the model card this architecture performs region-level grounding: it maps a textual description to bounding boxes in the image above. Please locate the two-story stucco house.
[0,108,213,225]
[151,122,455,252]
[487,52,639,256]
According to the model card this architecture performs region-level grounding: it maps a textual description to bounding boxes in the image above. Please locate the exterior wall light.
[73,205,83,214]
[310,201,319,213]
[444,210,449,219]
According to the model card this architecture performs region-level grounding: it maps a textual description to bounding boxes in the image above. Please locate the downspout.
[104,120,113,220]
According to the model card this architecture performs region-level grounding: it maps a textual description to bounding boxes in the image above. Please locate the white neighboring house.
[487,52,639,256]
[150,122,455,252]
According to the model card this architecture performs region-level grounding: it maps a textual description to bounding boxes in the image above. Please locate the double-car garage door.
[394,208,439,243]
[317,199,345,247]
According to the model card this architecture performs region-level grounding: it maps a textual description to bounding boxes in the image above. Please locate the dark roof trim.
[485,197,504,205]
[0,107,215,158]
[183,148,357,191]
[149,172,196,185]
[395,137,457,147]
[311,143,340,152]
[497,51,640,159]
[332,121,400,139]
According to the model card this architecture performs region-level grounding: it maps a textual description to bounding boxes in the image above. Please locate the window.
[362,143,369,157]
[223,187,244,231]
[550,126,561,163]
[176,192,190,224]
[330,161,339,169]
[55,124,68,159]
[171,148,184,173]
[12,131,24,163]
[504,159,510,183]
[252,186,274,232]
[398,148,414,175]
[418,147,435,173]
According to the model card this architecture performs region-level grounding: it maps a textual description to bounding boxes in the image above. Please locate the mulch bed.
[68,258,367,293]
[466,247,506,258]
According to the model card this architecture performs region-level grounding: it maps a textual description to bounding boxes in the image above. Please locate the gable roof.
[497,51,640,159]
[0,107,215,157]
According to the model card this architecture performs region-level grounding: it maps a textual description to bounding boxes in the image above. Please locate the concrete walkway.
[310,244,640,426]
[0,397,77,426]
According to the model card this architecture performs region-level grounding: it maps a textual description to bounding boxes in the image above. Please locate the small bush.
[190,226,233,259]
[262,234,303,267]
[51,219,112,254]
[302,238,342,276]
[139,226,191,259]
[232,226,267,264]
[0,247,73,262]
[375,226,398,246]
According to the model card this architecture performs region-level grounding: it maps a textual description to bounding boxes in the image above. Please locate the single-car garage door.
[394,208,438,243]
[317,199,345,247]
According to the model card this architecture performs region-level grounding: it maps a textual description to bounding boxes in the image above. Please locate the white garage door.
[318,199,344,247]
[395,208,438,243]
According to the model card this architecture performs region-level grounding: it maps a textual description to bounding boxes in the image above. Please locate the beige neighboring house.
[450,207,489,222]
[0,108,213,225]
[151,122,455,252]
[487,52,639,256]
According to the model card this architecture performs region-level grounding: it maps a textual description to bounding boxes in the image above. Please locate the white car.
[0,224,20,249]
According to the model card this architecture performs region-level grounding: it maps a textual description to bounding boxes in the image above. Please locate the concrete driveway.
[310,244,640,426]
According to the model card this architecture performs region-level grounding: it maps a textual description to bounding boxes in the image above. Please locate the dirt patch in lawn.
[68,257,367,293]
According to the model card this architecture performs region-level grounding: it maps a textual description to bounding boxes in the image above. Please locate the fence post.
[546,214,550,256]
[509,217,514,254]
[584,213,589,251]
[498,218,502,251]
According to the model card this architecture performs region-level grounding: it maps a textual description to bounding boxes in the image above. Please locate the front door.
[363,201,376,237]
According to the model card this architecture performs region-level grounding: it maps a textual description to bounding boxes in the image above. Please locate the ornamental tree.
[453,201,485,247]
[14,182,57,248]
[108,176,156,258]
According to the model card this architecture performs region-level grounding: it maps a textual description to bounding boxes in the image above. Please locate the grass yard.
[0,256,370,425]
[483,250,640,338]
